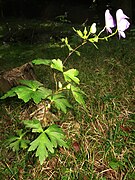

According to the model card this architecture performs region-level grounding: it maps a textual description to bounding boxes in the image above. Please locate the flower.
[116,9,130,38]
[90,23,97,34]
[105,9,115,33]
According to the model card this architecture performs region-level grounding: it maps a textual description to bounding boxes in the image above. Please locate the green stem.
[63,41,87,65]
[98,29,118,40]
[63,28,118,65]
[97,26,106,37]
[42,101,48,127]
[53,72,58,91]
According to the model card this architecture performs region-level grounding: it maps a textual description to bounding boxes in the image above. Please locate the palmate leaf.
[45,125,68,148]
[71,85,86,108]
[9,139,20,152]
[32,59,52,66]
[63,69,80,84]
[19,80,43,90]
[28,133,54,165]
[28,124,68,165]
[6,129,30,152]
[15,86,34,103]
[49,93,72,113]
[1,80,52,104]
[20,139,30,149]
[33,58,64,72]
[51,59,63,72]
[15,86,52,104]
[30,86,52,104]
[0,87,16,99]
[23,119,43,133]
[8,138,29,151]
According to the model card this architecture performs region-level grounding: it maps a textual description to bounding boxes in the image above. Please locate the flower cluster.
[105,9,130,38]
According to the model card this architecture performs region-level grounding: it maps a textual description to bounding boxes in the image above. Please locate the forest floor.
[0,19,135,180]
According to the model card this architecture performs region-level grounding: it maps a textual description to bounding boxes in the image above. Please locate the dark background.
[0,0,134,24]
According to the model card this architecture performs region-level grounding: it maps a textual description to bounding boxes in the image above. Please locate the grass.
[0,20,135,179]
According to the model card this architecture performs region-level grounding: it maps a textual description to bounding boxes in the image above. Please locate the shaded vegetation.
[0,20,135,179]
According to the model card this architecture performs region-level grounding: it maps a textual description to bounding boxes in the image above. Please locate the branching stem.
[63,41,87,65]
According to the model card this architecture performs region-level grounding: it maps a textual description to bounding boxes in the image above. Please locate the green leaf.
[73,28,83,38]
[83,27,90,39]
[24,119,43,133]
[16,129,25,137]
[6,129,30,152]
[29,133,54,153]
[49,93,72,113]
[26,123,68,165]
[19,80,43,91]
[28,132,54,165]
[75,50,81,56]
[1,80,52,104]
[63,69,80,84]
[45,124,68,148]
[20,139,30,149]
[51,59,63,72]
[83,27,88,37]
[6,136,18,145]
[67,44,73,52]
[88,37,99,49]
[32,59,52,66]
[9,140,20,152]
[62,37,73,52]
[36,142,48,164]
[61,37,68,44]
[71,85,86,107]
[77,30,83,38]
[89,36,98,43]
[0,87,16,99]
[32,87,52,104]
[15,86,34,103]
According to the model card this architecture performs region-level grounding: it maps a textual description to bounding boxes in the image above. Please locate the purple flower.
[105,9,116,33]
[116,9,130,38]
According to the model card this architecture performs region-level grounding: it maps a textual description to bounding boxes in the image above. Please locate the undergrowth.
[0,20,135,180]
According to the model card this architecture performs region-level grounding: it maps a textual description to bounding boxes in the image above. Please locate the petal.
[118,31,126,38]
[116,9,129,23]
[106,27,112,33]
[118,19,130,31]
[105,9,115,28]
